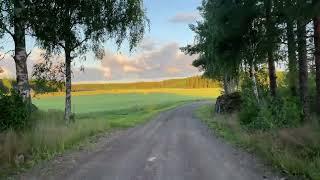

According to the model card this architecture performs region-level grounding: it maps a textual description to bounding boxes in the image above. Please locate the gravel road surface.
[19,102,281,180]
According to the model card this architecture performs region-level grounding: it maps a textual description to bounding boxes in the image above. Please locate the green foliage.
[183,0,319,120]
[28,0,148,120]
[197,104,320,179]
[182,0,268,81]
[246,97,301,130]
[238,84,260,127]
[0,90,30,131]
[29,0,148,56]
[239,78,301,131]
[31,59,64,95]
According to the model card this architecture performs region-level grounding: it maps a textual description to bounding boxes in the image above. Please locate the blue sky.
[144,0,200,44]
[0,0,202,82]
[103,0,201,54]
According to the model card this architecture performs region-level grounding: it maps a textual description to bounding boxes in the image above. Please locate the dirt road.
[20,102,281,180]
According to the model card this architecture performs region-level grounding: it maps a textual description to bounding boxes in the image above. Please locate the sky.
[0,0,202,83]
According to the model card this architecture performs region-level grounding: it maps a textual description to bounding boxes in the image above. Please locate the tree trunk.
[13,0,31,108]
[249,62,259,102]
[267,54,277,97]
[223,75,237,95]
[223,76,230,95]
[265,0,277,97]
[286,19,298,96]
[297,19,309,121]
[64,49,72,122]
[314,17,320,114]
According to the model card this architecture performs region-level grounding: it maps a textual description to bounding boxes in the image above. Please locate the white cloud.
[138,37,159,51]
[0,48,62,79]
[169,12,200,24]
[0,40,200,82]
[99,41,199,81]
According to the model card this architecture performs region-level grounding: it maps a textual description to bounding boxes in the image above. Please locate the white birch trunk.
[13,0,31,108]
[64,49,72,122]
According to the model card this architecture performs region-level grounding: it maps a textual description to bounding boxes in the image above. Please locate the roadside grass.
[0,92,208,177]
[196,104,320,180]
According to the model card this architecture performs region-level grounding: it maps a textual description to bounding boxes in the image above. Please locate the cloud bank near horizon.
[0,40,200,82]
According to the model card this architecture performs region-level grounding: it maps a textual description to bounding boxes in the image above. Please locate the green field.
[33,93,208,114]
[1,92,216,176]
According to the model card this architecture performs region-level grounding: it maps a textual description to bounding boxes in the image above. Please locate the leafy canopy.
[29,0,148,58]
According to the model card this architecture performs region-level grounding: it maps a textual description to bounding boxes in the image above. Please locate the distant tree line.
[0,76,221,93]
[71,76,221,91]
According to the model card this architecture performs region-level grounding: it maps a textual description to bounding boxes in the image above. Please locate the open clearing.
[19,102,281,180]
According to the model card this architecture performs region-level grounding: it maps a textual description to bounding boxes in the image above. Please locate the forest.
[183,0,320,178]
[182,0,320,124]
[71,76,220,91]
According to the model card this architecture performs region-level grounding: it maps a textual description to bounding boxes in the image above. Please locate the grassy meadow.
[33,88,220,113]
[0,87,220,177]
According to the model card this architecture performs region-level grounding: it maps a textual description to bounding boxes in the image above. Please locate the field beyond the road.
[33,88,220,113]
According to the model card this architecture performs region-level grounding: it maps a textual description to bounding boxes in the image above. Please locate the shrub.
[239,76,261,127]
[239,78,302,131]
[0,90,30,131]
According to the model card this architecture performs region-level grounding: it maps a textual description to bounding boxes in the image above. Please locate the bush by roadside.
[239,76,302,131]
[0,90,31,131]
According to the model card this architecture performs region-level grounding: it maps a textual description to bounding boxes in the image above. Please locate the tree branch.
[0,21,14,38]
[72,36,90,50]
[0,50,14,60]
[27,50,32,58]
[58,42,66,49]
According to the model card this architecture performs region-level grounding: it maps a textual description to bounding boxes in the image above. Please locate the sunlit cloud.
[0,48,62,79]
[99,41,199,81]
[0,40,200,82]
[166,67,182,74]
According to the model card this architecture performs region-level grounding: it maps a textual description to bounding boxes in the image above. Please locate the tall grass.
[196,105,320,180]
[0,99,191,177]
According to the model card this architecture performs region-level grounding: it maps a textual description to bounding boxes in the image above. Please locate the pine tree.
[313,0,320,114]
[284,0,298,96]
[297,8,309,120]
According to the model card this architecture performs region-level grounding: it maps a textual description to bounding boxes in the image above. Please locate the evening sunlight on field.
[1,0,320,179]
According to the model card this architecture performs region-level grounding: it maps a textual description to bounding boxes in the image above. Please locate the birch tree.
[0,0,31,108]
[30,0,148,121]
